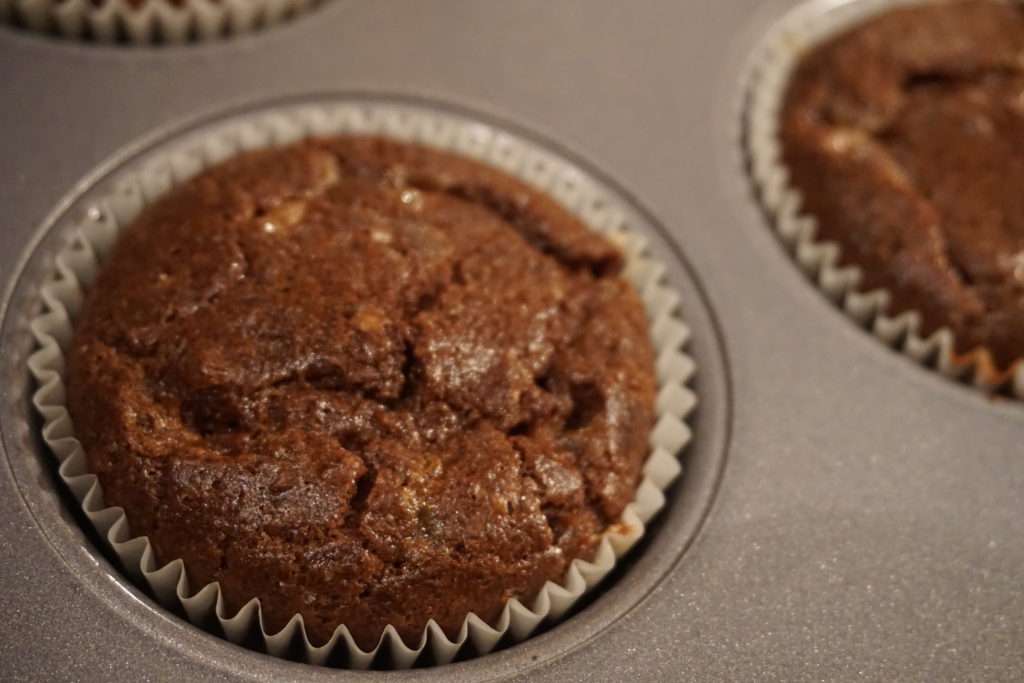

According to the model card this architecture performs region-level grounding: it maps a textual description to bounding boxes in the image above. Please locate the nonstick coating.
[0,1,1020,680]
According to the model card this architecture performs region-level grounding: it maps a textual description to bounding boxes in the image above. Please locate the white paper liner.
[744,0,1024,399]
[0,0,320,43]
[27,101,698,668]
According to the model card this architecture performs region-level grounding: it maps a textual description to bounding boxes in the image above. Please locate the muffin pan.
[0,0,1021,679]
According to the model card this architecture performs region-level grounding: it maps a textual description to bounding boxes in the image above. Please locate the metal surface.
[0,0,1021,680]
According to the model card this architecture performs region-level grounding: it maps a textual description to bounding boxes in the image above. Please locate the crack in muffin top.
[66,135,656,649]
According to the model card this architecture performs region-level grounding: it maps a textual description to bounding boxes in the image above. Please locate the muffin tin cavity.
[8,95,729,671]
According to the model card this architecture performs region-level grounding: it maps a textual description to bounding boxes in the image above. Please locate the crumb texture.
[66,136,656,649]
[781,0,1024,369]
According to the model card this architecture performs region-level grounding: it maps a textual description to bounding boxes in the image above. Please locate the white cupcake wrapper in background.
[744,0,1024,399]
[27,102,698,669]
[0,0,321,44]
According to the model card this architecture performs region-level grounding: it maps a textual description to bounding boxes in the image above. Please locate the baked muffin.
[66,136,657,650]
[781,0,1024,372]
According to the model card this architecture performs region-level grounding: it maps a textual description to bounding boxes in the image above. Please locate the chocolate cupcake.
[30,103,695,667]
[747,0,1024,396]
[66,135,657,650]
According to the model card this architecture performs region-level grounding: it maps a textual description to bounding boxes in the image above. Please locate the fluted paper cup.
[0,0,321,44]
[28,100,698,668]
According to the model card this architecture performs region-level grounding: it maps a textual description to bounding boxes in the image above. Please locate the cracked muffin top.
[781,0,1024,374]
[66,136,656,650]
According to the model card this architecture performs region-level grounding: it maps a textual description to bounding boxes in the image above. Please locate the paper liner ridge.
[2,0,321,43]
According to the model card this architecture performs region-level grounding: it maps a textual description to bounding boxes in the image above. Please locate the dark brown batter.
[66,136,656,649]
[781,0,1024,373]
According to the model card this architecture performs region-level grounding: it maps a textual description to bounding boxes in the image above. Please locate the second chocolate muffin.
[781,0,1024,374]
[65,136,657,650]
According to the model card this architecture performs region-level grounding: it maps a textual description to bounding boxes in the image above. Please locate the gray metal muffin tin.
[0,0,1021,680]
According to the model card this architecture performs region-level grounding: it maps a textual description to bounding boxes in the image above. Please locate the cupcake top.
[781,0,1024,371]
[66,136,656,649]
